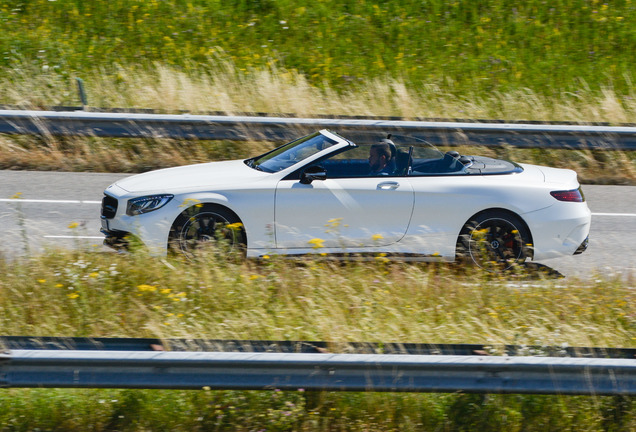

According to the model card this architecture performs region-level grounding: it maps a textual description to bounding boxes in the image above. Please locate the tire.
[456,210,531,270]
[169,204,246,258]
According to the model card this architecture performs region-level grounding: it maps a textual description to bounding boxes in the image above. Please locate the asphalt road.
[1,170,635,279]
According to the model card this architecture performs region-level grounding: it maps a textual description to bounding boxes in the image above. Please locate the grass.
[1,0,635,97]
[0,389,633,431]
[0,246,634,430]
[1,246,634,346]
[2,60,635,123]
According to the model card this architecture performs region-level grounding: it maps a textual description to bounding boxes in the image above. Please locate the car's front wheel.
[169,204,246,258]
[456,210,531,270]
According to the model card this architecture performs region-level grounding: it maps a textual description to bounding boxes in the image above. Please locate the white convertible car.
[101,129,590,267]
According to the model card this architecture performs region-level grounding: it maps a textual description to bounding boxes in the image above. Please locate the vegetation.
[0,245,634,430]
[0,388,634,431]
[1,0,634,97]
[1,246,634,345]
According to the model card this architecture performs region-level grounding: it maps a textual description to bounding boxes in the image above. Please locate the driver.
[368,142,393,175]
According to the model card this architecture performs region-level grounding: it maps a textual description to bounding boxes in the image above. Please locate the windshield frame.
[245,130,351,173]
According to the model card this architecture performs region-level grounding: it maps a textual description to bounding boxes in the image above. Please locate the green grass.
[1,0,635,97]
[0,247,634,430]
[0,389,634,431]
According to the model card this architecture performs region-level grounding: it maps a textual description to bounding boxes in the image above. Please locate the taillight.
[550,188,585,202]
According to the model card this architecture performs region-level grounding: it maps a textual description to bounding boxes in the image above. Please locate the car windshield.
[247,132,339,173]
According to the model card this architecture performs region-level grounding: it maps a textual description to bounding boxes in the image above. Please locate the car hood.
[113,160,268,193]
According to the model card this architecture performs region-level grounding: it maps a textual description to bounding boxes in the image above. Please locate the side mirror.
[300,165,327,184]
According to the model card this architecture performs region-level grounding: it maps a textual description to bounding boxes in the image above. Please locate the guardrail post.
[304,390,327,411]
[0,351,10,387]
[75,78,88,109]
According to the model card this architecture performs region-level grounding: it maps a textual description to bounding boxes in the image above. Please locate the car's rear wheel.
[456,210,531,270]
[169,204,246,258]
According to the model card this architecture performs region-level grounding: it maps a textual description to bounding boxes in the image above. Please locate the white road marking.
[44,235,104,239]
[591,212,636,217]
[0,199,101,204]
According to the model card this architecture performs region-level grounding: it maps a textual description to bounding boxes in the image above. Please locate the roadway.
[1,170,634,279]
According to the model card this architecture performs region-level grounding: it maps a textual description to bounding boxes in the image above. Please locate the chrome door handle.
[377,181,399,190]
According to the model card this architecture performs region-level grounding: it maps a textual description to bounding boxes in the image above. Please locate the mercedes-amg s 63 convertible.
[101,130,590,268]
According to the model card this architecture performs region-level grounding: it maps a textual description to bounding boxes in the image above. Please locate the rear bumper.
[525,201,591,260]
[574,236,589,255]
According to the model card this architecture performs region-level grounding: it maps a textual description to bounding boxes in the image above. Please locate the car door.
[274,169,414,250]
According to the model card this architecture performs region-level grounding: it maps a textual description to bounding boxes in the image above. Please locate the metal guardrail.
[1,350,634,395]
[1,109,635,149]
[2,336,635,359]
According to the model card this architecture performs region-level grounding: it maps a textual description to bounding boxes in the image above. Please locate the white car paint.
[275,177,414,248]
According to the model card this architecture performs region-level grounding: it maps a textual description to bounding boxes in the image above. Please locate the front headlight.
[126,194,174,216]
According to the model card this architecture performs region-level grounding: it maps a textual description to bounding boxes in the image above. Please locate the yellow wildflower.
[308,238,325,249]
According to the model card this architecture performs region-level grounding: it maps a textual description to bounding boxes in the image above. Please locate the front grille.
[101,194,118,218]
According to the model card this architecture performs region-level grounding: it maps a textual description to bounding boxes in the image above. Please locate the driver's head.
[369,142,391,172]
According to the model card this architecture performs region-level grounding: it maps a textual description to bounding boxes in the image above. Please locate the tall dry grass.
[1,246,633,348]
[3,63,635,123]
